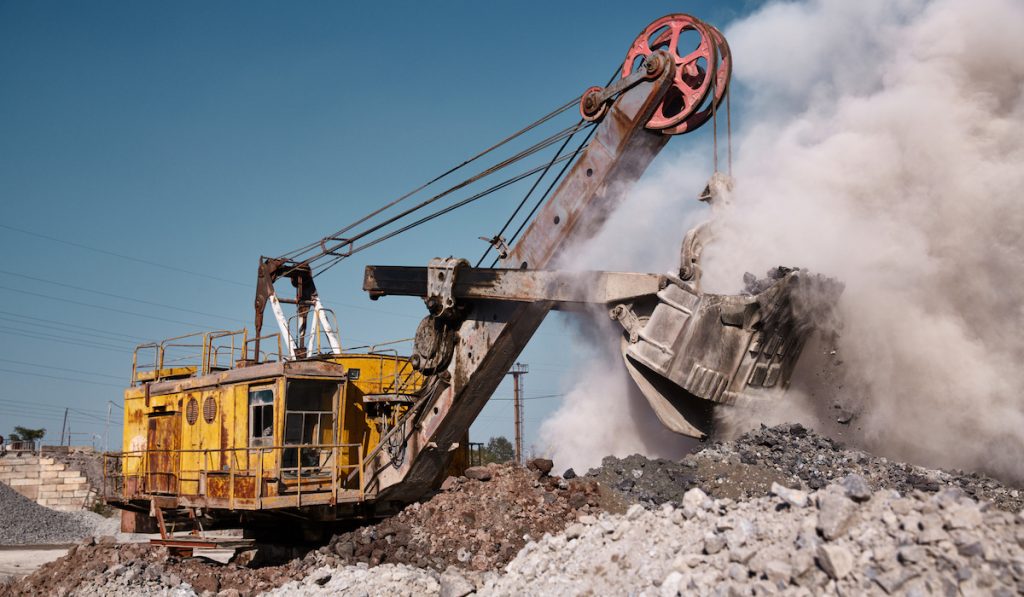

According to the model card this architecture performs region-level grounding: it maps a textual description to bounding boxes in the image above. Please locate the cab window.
[249,387,274,447]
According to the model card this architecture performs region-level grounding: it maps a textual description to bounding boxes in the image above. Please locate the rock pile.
[10,425,1024,596]
[481,482,1024,595]
[264,564,440,597]
[316,461,606,571]
[589,424,1024,512]
[1,541,305,597]
[0,480,116,545]
[3,461,603,595]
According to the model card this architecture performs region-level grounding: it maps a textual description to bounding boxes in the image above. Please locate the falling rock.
[527,458,554,475]
[840,474,872,502]
[464,467,493,482]
[816,490,858,540]
[771,482,809,508]
[563,468,577,480]
[816,544,854,580]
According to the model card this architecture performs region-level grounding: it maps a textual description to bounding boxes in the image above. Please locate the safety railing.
[343,338,421,396]
[132,330,256,385]
[102,441,365,510]
[244,333,283,366]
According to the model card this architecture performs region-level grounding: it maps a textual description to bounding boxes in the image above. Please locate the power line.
[0,319,137,348]
[0,358,123,380]
[0,285,210,329]
[0,268,244,322]
[0,325,132,353]
[0,366,125,388]
[0,397,113,418]
[0,406,120,426]
[0,223,249,287]
[0,310,152,342]
[0,313,145,345]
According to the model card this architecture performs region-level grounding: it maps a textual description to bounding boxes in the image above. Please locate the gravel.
[588,423,1024,512]
[10,424,1024,596]
[0,482,116,545]
[480,484,1024,595]
[265,564,440,597]
[316,462,608,572]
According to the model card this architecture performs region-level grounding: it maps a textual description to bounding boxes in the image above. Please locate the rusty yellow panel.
[232,384,248,472]
[116,357,380,508]
[179,391,201,495]
[134,366,197,383]
[122,392,147,476]
[330,354,424,396]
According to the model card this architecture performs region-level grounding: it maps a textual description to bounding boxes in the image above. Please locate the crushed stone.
[480,484,1024,595]
[0,481,114,545]
[588,423,1024,511]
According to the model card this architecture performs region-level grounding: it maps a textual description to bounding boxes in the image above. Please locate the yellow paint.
[117,352,423,511]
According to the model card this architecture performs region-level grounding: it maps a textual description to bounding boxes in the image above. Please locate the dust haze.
[539,0,1024,482]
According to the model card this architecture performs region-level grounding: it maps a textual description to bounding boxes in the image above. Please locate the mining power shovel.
[359,14,841,502]
[106,14,840,538]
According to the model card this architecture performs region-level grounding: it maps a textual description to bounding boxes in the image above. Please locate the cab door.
[145,411,180,494]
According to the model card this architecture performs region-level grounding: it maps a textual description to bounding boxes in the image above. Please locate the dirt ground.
[0,546,70,581]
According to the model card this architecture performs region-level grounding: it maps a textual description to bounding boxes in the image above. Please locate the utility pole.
[60,408,68,447]
[507,363,528,465]
[105,402,112,453]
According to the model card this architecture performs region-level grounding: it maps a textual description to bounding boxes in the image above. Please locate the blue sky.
[0,1,765,451]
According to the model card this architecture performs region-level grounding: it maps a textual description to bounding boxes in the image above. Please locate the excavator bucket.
[618,268,843,439]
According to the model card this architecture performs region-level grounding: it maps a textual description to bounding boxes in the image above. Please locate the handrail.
[102,441,365,504]
[131,329,253,385]
[244,333,282,364]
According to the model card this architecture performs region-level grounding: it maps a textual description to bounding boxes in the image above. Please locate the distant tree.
[482,436,515,464]
[9,426,45,443]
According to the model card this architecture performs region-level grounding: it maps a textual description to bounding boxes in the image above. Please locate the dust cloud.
[540,0,1024,482]
[537,166,708,473]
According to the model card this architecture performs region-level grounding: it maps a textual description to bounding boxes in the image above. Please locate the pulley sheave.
[622,14,732,134]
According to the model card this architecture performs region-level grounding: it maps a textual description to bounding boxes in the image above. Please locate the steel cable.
[285,122,592,279]
[489,123,600,268]
[314,151,581,276]
[278,95,583,262]
[477,66,621,267]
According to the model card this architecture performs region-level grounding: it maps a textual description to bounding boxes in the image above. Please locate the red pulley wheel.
[662,23,732,135]
[622,14,720,131]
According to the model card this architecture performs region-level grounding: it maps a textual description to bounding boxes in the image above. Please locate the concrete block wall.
[0,455,94,511]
